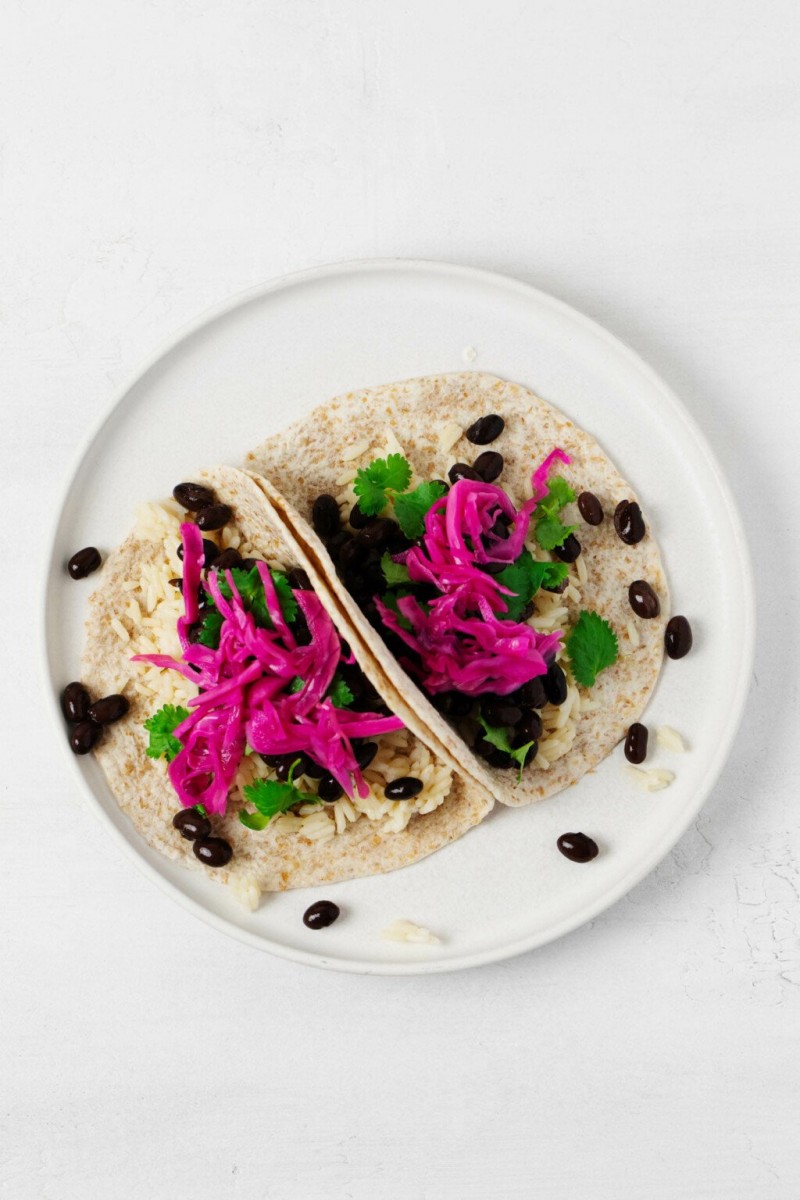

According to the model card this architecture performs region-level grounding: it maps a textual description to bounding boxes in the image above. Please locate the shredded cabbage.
[378,450,572,696]
[133,523,402,813]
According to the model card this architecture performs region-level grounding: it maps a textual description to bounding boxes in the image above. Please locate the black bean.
[318,775,344,802]
[448,462,481,484]
[482,697,522,728]
[628,580,661,619]
[172,808,211,841]
[578,491,604,525]
[173,482,215,512]
[511,738,537,765]
[286,566,311,591]
[69,719,102,755]
[614,499,646,545]
[303,900,340,929]
[348,502,372,529]
[512,678,548,710]
[88,694,129,725]
[488,518,510,540]
[466,414,505,445]
[473,451,504,482]
[185,622,204,644]
[449,693,475,718]
[67,547,101,580]
[487,749,515,769]
[339,537,368,571]
[357,518,395,549]
[384,776,423,800]
[178,539,219,567]
[355,741,378,771]
[193,837,233,868]
[312,494,341,538]
[214,547,242,572]
[544,661,568,706]
[168,577,183,590]
[482,560,507,575]
[302,757,326,780]
[276,754,309,782]
[518,601,535,621]
[515,711,542,743]
[553,533,581,563]
[325,530,350,560]
[665,615,693,659]
[61,682,90,724]
[196,504,232,531]
[624,722,648,764]
[543,577,568,594]
[557,833,599,863]
[239,557,262,571]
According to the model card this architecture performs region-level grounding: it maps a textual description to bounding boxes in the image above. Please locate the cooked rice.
[125,503,452,838]
[342,439,372,462]
[657,725,687,753]
[625,765,675,792]
[437,421,463,453]
[382,918,441,945]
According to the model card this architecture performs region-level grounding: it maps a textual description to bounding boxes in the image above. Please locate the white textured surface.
[2,1,798,1197]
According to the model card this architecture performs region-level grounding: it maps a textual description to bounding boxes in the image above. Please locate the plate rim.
[40,257,756,974]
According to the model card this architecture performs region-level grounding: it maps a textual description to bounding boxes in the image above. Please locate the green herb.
[288,676,305,694]
[243,745,254,757]
[216,566,298,628]
[381,552,411,587]
[393,481,448,539]
[565,611,619,687]
[239,761,320,830]
[143,704,190,762]
[197,608,224,648]
[195,803,208,817]
[479,716,535,780]
[328,676,355,708]
[353,454,413,517]
[495,552,569,621]
[534,475,577,551]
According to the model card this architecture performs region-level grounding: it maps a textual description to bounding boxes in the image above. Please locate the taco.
[245,372,669,808]
[78,466,493,908]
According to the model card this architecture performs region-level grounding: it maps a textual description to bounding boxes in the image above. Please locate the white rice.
[625,765,675,792]
[382,918,441,945]
[437,421,463,453]
[342,439,372,462]
[126,503,452,838]
[657,726,687,753]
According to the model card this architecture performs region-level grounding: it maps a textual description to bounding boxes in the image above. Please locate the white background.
[2,1,799,1197]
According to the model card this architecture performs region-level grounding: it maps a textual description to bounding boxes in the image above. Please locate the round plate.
[42,260,754,974]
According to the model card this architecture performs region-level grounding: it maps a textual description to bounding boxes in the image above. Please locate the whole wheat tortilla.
[81,466,493,897]
[245,373,669,808]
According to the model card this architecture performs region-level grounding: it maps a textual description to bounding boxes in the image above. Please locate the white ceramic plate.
[42,260,754,974]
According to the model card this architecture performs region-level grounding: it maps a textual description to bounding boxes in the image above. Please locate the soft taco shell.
[81,465,493,898]
[245,372,669,808]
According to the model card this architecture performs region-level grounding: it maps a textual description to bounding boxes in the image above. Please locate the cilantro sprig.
[565,611,619,687]
[534,475,577,551]
[495,551,569,621]
[239,760,321,830]
[479,716,535,780]
[381,552,410,587]
[144,704,190,761]
[198,565,298,649]
[353,455,447,539]
[328,676,354,708]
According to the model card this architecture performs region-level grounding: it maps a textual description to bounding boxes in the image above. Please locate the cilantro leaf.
[478,716,535,780]
[143,705,190,761]
[381,552,410,587]
[288,676,305,694]
[495,552,569,620]
[197,608,224,648]
[393,481,448,540]
[214,566,298,628]
[566,610,619,687]
[535,514,578,552]
[328,676,355,708]
[353,454,413,517]
[533,475,578,552]
[239,766,320,830]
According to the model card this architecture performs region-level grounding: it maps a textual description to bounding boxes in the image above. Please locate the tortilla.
[245,372,669,808]
[81,466,493,901]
